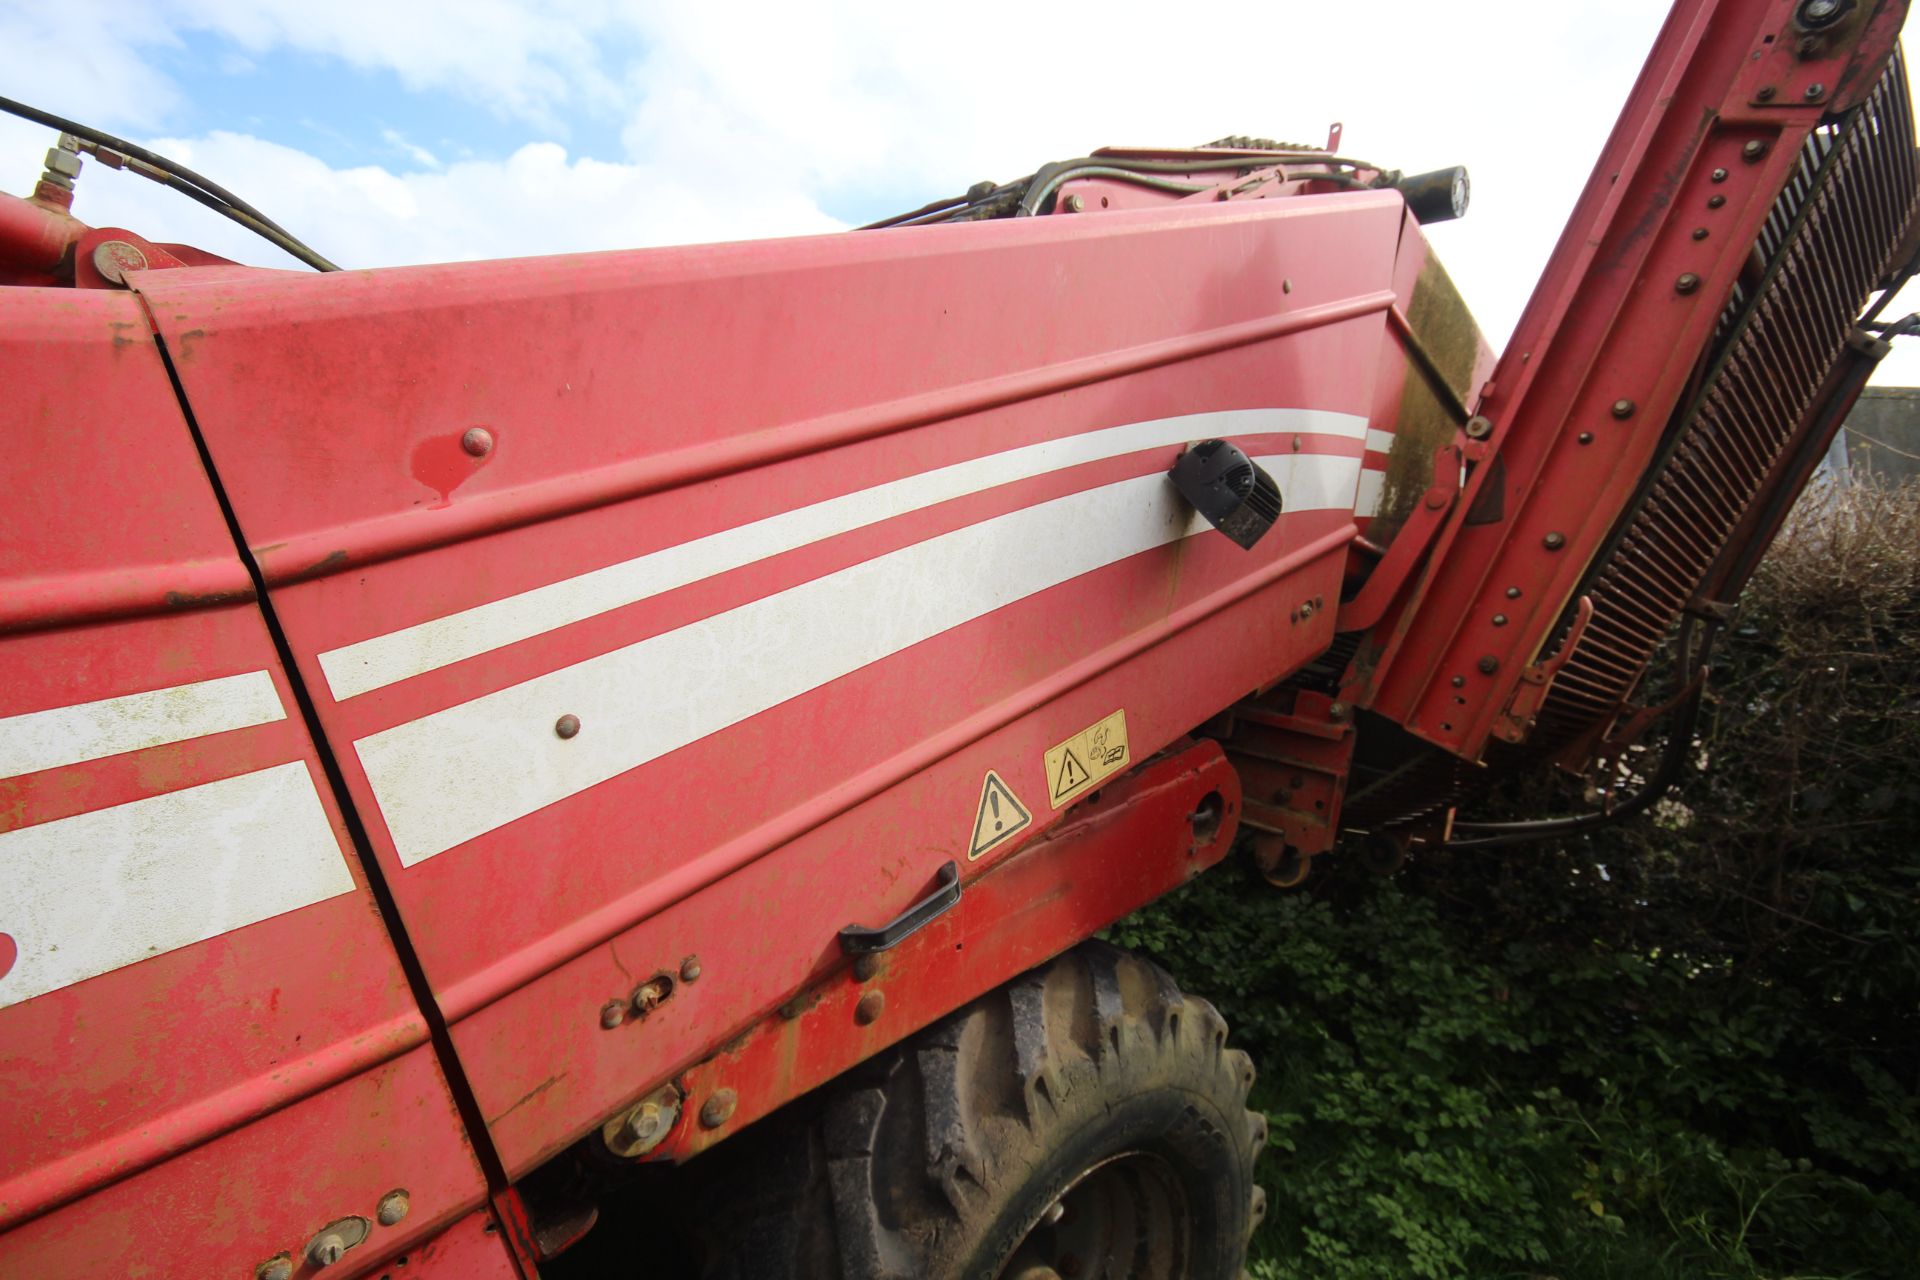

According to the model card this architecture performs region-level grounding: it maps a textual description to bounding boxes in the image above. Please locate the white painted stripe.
[0,671,285,781]
[359,452,1361,865]
[1365,428,1397,455]
[0,762,353,1009]
[1355,469,1387,519]
[319,409,1369,701]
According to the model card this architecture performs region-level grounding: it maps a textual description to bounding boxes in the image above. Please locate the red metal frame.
[1,4,1910,1273]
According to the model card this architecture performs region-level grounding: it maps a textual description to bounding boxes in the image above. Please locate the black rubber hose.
[0,93,339,271]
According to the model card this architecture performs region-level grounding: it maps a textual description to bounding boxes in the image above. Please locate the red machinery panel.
[0,290,487,1278]
[138,193,1412,1174]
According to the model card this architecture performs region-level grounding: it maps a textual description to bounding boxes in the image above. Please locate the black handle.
[838,861,962,956]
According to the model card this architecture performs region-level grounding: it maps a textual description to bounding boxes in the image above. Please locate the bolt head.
[855,990,886,1025]
[1063,193,1084,212]
[1756,84,1777,101]
[1464,415,1493,440]
[1611,399,1635,419]
[1675,272,1702,294]
[1805,82,1826,101]
[460,426,494,456]
[622,1102,663,1144]
[700,1088,738,1129]
[1742,139,1767,161]
[555,713,581,739]
[376,1190,410,1228]
[1544,532,1567,550]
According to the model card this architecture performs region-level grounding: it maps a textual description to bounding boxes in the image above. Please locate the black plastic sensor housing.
[1169,439,1283,550]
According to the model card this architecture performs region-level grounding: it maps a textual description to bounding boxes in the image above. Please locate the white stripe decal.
[359,452,1360,865]
[319,410,1368,701]
[1364,428,1397,455]
[1355,470,1387,519]
[0,671,285,781]
[0,762,353,1009]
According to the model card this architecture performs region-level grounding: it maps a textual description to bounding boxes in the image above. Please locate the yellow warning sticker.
[1044,710,1129,809]
[969,771,1033,860]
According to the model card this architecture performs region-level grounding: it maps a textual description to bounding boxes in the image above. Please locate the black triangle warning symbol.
[969,771,1033,859]
[1051,749,1091,802]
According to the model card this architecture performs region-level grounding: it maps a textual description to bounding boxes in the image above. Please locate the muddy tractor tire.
[697,940,1267,1280]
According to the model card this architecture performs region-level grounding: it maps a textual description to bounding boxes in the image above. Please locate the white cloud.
[4,0,1918,382]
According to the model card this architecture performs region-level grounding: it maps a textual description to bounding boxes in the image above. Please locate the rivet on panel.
[1742,139,1767,162]
[376,1190,410,1228]
[680,956,702,983]
[599,1000,625,1030]
[1578,432,1594,444]
[255,1257,294,1280]
[855,990,886,1025]
[1692,227,1710,240]
[1064,194,1084,213]
[1543,532,1567,550]
[1492,614,1509,627]
[555,714,581,739]
[1707,194,1727,209]
[1804,82,1826,101]
[1675,272,1701,294]
[1710,167,1729,183]
[700,1089,738,1129]
[1478,655,1500,675]
[461,426,494,457]
[1506,587,1522,599]
[1611,399,1635,419]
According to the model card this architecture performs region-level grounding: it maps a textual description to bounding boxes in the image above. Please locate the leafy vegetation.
[1110,480,1920,1278]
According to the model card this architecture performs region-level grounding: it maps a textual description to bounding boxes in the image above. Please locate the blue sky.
[4,0,1918,382]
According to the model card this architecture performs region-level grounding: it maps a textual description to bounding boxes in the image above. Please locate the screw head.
[256,1257,294,1280]
[700,1088,738,1129]
[460,426,494,456]
[309,1234,347,1268]
[680,956,702,983]
[1742,139,1767,161]
[555,713,581,739]
[855,990,886,1025]
[376,1190,410,1228]
[1675,272,1702,294]
[1543,531,1567,550]
[1611,399,1636,419]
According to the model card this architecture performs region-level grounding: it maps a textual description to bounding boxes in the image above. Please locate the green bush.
[1109,480,1920,1278]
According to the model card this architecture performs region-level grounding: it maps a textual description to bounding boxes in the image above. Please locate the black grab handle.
[838,861,962,956]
